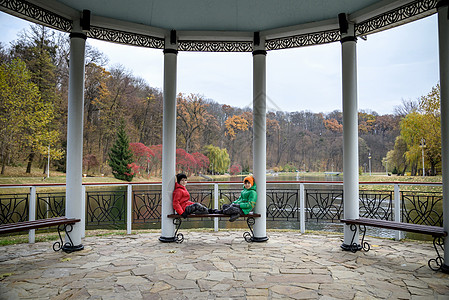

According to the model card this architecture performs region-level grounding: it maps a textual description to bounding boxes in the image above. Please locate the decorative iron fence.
[267,189,299,221]
[0,194,28,223]
[306,189,343,222]
[86,191,126,228]
[37,192,65,219]
[401,191,443,226]
[133,191,162,223]
[0,183,443,236]
[359,190,393,220]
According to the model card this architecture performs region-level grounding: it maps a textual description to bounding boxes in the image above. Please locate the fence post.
[300,183,305,233]
[29,186,36,243]
[214,183,219,232]
[394,183,402,240]
[81,185,86,238]
[127,184,132,234]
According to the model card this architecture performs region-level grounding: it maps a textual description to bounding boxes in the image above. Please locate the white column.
[64,21,86,252]
[394,184,402,240]
[81,185,86,238]
[28,186,36,243]
[340,20,360,250]
[437,0,449,273]
[300,183,305,233]
[127,184,132,234]
[214,183,219,231]
[252,38,268,242]
[159,36,178,242]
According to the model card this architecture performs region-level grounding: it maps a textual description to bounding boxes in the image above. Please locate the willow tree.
[205,145,230,175]
[400,84,441,175]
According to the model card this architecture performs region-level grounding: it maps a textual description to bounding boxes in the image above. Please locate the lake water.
[201,173,343,182]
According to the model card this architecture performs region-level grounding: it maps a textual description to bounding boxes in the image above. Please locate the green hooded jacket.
[233,183,257,214]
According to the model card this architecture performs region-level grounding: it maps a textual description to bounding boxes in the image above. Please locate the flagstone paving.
[1,231,448,299]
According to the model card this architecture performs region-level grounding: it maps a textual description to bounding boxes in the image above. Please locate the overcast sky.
[0,11,440,115]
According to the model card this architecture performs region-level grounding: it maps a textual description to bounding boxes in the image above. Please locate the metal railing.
[0,181,443,242]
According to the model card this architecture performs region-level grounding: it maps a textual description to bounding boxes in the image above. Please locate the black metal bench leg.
[349,224,360,252]
[243,217,255,243]
[173,218,184,243]
[53,224,84,253]
[428,236,445,271]
[342,224,367,253]
[53,224,66,251]
[359,225,370,251]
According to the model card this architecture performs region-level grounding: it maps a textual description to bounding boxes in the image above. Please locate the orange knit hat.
[243,175,254,187]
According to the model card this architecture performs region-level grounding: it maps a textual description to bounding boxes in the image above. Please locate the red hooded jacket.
[172,182,194,215]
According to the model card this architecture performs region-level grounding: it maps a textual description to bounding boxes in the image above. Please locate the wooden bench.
[0,217,81,252]
[341,218,447,271]
[167,213,261,243]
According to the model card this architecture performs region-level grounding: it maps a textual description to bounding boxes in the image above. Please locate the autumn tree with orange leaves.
[177,93,212,153]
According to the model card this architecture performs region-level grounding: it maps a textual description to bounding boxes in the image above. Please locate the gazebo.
[1,0,448,269]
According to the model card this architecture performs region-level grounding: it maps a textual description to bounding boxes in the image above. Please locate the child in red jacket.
[173,173,210,218]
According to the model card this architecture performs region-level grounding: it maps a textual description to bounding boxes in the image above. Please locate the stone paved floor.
[1,230,449,299]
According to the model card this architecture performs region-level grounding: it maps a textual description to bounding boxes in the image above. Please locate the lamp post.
[368,152,372,176]
[420,138,426,177]
[47,145,50,178]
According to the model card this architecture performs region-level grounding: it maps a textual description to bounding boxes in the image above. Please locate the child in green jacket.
[221,175,257,222]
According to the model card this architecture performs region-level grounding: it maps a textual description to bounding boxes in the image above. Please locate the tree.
[229,164,242,175]
[191,152,209,175]
[129,142,155,176]
[0,58,62,174]
[323,118,342,133]
[176,148,197,175]
[177,93,211,152]
[9,25,65,173]
[385,136,408,175]
[83,154,99,175]
[148,144,162,176]
[205,145,230,174]
[108,121,134,181]
[400,84,441,175]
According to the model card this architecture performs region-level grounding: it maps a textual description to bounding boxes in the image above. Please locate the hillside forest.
[0,25,442,179]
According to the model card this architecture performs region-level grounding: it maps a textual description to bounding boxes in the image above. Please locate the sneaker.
[208,208,221,214]
[229,214,240,222]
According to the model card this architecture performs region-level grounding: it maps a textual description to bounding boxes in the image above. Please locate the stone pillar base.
[340,243,362,252]
[441,264,449,274]
[252,236,269,243]
[62,244,84,253]
[159,236,176,243]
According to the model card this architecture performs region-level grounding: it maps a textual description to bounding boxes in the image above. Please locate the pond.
[201,173,343,182]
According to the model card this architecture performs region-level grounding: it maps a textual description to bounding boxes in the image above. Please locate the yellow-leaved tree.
[0,59,63,174]
[400,84,440,175]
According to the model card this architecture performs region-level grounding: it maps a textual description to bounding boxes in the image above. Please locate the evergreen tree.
[108,121,134,181]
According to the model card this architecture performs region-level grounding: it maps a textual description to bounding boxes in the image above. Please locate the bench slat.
[167,213,261,219]
[341,218,446,237]
[0,217,67,228]
[0,217,81,234]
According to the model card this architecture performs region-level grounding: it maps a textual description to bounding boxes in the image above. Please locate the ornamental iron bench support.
[0,217,83,253]
[167,213,261,243]
[341,218,447,272]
